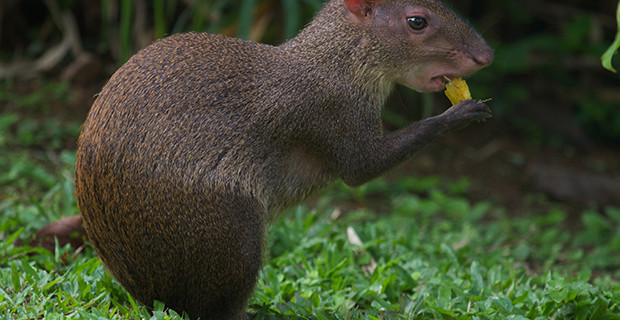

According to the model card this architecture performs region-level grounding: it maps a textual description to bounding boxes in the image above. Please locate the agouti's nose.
[473,46,494,67]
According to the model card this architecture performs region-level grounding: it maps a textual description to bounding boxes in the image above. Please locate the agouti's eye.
[407,17,428,30]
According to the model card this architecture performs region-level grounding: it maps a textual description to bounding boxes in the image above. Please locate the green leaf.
[440,243,459,266]
[577,269,592,282]
[11,261,21,292]
[470,261,484,296]
[606,206,620,223]
[602,2,620,72]
[438,285,451,301]
[1,227,24,252]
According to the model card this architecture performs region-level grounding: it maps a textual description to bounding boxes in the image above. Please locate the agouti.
[75,0,494,319]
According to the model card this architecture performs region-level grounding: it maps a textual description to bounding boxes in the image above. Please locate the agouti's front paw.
[456,99,492,121]
[443,99,492,130]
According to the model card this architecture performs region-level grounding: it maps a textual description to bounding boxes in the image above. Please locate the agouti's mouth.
[441,75,457,82]
[401,72,460,92]
[429,75,456,91]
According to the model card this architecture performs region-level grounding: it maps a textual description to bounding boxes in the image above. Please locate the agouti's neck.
[280,0,395,107]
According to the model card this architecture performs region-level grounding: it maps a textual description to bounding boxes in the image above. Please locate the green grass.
[1,144,619,319]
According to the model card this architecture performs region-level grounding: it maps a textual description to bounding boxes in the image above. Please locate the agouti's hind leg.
[155,191,266,320]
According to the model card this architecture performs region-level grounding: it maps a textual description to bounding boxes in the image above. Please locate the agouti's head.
[344,0,494,92]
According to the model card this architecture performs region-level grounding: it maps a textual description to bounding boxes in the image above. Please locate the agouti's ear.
[343,0,379,18]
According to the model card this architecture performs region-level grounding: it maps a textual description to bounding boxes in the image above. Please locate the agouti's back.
[75,0,493,319]
[81,32,338,213]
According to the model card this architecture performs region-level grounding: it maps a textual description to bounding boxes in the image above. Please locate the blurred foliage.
[474,3,620,144]
[0,0,324,63]
[0,79,81,150]
[0,0,619,144]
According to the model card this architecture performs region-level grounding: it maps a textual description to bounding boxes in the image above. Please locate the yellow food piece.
[444,77,472,106]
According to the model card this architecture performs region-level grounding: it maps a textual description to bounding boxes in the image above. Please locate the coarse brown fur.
[75,0,493,319]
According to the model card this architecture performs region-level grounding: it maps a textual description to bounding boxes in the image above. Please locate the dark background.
[1,0,619,213]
